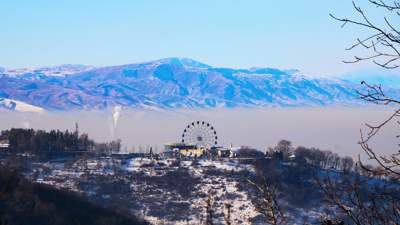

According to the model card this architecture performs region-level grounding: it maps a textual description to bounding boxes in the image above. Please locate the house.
[288,153,296,161]
[211,146,238,158]
[0,139,10,149]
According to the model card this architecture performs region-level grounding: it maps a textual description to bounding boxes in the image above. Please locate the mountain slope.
[0,98,44,113]
[344,69,400,89]
[0,58,381,110]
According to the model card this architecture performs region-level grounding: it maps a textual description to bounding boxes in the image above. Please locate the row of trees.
[266,139,355,172]
[295,146,354,172]
[94,139,122,155]
[0,128,121,158]
[0,128,93,154]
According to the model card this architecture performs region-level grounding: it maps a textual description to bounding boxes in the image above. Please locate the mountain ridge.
[0,58,395,111]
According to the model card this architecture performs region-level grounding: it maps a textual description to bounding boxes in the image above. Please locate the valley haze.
[0,107,397,164]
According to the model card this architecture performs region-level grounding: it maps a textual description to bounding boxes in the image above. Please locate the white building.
[0,140,10,148]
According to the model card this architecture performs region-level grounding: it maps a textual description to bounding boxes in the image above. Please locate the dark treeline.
[0,128,93,156]
[265,140,355,172]
[0,128,121,157]
[294,146,354,172]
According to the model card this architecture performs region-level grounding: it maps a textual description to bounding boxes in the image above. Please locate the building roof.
[0,139,9,144]
[0,139,10,148]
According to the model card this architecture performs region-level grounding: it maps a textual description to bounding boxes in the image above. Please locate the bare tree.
[316,166,400,225]
[331,0,400,181]
[331,0,400,69]
[340,156,355,173]
[323,1,400,224]
[205,191,214,225]
[219,184,233,225]
[247,175,286,225]
[275,140,293,160]
[223,202,232,225]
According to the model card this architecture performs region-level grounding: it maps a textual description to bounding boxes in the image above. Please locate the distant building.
[211,146,238,158]
[288,153,296,161]
[0,139,10,149]
[164,143,205,158]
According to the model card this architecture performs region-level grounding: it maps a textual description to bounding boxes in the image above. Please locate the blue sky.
[0,0,392,76]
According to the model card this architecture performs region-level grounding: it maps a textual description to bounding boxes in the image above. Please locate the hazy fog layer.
[0,107,398,162]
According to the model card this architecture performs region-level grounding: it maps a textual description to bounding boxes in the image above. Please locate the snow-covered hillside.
[31,156,330,225]
[1,64,94,78]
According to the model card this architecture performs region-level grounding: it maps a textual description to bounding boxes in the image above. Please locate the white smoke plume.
[110,105,122,139]
[22,116,30,129]
[113,105,122,129]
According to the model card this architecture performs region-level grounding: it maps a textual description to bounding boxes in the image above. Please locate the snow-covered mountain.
[0,64,94,79]
[0,58,394,110]
[343,68,400,89]
[0,98,44,113]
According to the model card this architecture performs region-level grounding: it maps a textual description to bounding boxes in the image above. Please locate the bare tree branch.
[331,0,400,69]
[246,177,286,225]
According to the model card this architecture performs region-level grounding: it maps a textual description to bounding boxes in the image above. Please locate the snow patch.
[0,98,44,113]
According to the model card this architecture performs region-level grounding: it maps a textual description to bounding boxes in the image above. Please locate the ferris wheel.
[181,121,218,148]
